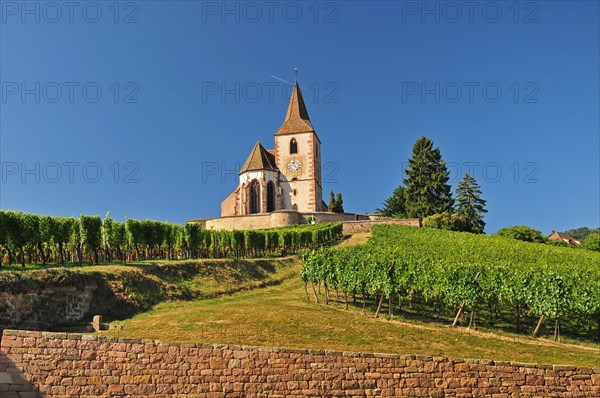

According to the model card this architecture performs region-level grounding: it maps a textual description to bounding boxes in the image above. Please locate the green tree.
[563,227,600,241]
[423,212,466,232]
[334,193,344,213]
[455,173,487,233]
[581,234,600,252]
[377,186,408,218]
[495,225,545,243]
[328,190,336,212]
[403,136,454,218]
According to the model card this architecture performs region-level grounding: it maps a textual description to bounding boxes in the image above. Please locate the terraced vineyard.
[302,225,600,342]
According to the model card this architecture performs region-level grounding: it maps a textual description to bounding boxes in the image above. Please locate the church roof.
[275,82,314,135]
[239,142,278,174]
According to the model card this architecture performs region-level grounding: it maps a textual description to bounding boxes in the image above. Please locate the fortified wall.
[1,329,597,397]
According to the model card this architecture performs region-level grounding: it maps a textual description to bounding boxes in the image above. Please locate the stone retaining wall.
[193,211,372,230]
[0,283,97,331]
[342,218,422,234]
[1,329,597,397]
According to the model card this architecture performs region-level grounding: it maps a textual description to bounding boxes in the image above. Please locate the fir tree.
[328,190,336,212]
[403,136,454,218]
[377,186,407,218]
[455,173,487,233]
[334,193,344,213]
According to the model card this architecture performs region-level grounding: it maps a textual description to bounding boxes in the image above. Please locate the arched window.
[249,180,260,214]
[290,138,298,154]
[267,181,275,212]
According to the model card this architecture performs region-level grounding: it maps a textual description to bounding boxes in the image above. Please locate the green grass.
[0,257,299,322]
[102,259,600,367]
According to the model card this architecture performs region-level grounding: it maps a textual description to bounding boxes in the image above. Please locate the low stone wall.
[196,211,301,230]
[193,211,371,230]
[342,218,422,234]
[1,329,597,397]
[304,212,371,223]
[0,283,97,331]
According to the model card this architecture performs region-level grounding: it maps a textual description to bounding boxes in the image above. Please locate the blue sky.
[1,0,598,234]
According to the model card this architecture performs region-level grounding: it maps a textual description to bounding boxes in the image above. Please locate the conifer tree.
[377,186,407,218]
[456,173,487,233]
[334,193,344,213]
[403,136,454,218]
[328,190,336,212]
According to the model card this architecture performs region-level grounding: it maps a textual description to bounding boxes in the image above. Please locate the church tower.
[274,82,325,212]
[220,79,325,217]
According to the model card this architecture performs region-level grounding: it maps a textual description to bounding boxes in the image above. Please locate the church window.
[249,180,260,214]
[267,181,275,212]
[290,138,298,154]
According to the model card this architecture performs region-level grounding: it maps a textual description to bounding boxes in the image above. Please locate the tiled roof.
[549,230,581,245]
[275,82,314,135]
[239,142,278,174]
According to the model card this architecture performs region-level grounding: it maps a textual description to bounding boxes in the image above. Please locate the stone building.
[220,82,326,216]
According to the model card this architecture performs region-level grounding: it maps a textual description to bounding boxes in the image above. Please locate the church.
[191,79,415,230]
[220,81,327,216]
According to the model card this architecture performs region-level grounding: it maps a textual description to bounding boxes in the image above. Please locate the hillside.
[0,257,298,330]
[102,230,600,367]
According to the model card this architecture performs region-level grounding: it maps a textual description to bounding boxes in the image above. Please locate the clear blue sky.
[1,1,598,234]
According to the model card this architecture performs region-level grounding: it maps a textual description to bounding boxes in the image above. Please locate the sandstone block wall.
[0,284,97,331]
[201,211,302,230]
[304,212,371,223]
[197,212,421,232]
[1,329,597,397]
[342,219,422,234]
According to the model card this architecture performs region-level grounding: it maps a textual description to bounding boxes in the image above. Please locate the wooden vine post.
[303,281,310,300]
[375,261,396,319]
[311,282,320,303]
[533,314,545,337]
[374,291,386,318]
[452,271,481,327]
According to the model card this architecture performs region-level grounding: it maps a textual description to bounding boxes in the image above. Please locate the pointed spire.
[239,141,278,174]
[275,82,314,135]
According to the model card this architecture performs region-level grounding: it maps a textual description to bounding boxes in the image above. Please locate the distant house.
[548,230,580,246]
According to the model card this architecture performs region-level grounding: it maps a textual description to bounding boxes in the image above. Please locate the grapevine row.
[0,210,342,266]
[301,225,600,341]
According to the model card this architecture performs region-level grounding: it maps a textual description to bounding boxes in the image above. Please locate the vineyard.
[302,225,600,342]
[0,210,342,267]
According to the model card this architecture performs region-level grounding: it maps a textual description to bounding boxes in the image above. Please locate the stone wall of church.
[204,211,301,230]
[197,212,422,233]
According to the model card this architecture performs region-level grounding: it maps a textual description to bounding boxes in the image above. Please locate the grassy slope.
[102,251,600,367]
[0,257,298,322]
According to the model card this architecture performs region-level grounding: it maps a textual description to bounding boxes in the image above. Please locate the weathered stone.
[0,330,597,397]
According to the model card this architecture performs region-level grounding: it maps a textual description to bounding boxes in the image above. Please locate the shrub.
[495,225,545,243]
[581,233,600,252]
[423,212,467,232]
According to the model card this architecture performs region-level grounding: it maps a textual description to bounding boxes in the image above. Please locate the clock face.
[287,159,302,173]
